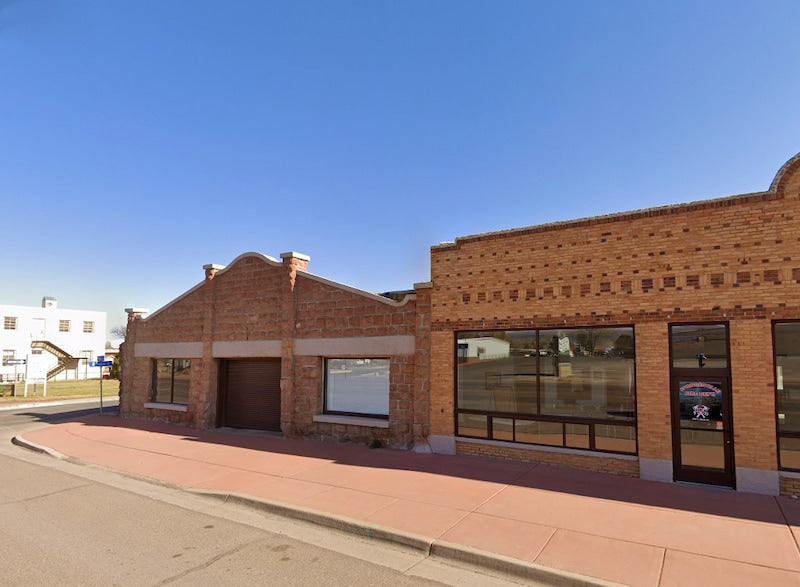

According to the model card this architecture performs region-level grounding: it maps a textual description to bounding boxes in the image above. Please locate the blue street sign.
[89,360,113,367]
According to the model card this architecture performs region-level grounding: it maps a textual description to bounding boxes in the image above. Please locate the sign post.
[89,356,113,413]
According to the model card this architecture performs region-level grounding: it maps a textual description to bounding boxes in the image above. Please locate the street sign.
[3,358,26,366]
[89,360,113,367]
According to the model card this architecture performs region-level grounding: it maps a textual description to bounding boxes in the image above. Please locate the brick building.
[120,252,431,449]
[429,152,800,496]
[121,152,800,496]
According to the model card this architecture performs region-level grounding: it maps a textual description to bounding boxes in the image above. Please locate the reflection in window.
[539,328,635,421]
[458,413,487,438]
[775,322,800,471]
[671,324,728,368]
[152,359,191,404]
[456,327,636,454]
[515,420,562,446]
[325,358,389,417]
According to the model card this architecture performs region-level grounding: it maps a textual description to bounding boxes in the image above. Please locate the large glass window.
[325,358,389,417]
[456,327,636,454]
[152,359,191,404]
[775,322,800,471]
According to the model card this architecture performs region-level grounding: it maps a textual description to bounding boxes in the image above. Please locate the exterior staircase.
[30,341,83,380]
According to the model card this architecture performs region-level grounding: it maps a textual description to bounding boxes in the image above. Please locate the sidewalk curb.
[12,434,619,587]
[0,397,119,411]
[12,435,68,460]
[195,490,620,587]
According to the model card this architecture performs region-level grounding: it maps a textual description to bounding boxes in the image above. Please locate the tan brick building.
[429,152,800,496]
[121,153,800,496]
[120,252,431,449]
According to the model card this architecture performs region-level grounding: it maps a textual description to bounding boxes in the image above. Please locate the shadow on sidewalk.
[55,413,800,526]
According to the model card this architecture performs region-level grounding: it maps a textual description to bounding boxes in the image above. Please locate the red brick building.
[120,252,431,449]
[121,153,800,496]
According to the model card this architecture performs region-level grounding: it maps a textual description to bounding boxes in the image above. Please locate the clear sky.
[3,1,800,339]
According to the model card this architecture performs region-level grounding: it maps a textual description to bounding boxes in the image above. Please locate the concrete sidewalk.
[14,415,800,586]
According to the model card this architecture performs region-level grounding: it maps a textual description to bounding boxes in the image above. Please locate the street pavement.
[13,415,800,586]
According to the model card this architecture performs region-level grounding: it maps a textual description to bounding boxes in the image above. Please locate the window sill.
[313,414,389,428]
[144,402,188,412]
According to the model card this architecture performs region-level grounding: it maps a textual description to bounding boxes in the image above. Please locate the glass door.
[669,324,735,488]
[672,379,734,486]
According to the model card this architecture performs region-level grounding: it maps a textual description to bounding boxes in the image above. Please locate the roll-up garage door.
[222,359,282,431]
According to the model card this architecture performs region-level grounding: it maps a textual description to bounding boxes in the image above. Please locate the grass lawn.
[0,378,119,403]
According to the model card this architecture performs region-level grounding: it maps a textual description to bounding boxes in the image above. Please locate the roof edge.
[434,153,800,251]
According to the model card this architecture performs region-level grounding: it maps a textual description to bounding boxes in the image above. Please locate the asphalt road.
[0,402,531,587]
[0,398,119,434]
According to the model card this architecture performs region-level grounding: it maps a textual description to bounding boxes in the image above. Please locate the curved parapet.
[769,151,800,197]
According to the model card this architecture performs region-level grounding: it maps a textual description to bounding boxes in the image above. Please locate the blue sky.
[2,1,800,337]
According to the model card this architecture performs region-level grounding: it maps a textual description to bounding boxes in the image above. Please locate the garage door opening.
[219,358,282,431]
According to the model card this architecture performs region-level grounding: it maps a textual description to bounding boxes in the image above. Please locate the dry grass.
[0,378,119,402]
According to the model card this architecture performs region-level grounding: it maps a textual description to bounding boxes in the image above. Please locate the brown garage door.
[221,359,282,431]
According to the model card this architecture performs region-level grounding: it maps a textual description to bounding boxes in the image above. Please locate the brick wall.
[121,252,424,448]
[456,441,639,477]
[430,330,455,436]
[779,475,800,497]
[413,284,432,442]
[293,276,417,338]
[729,319,777,471]
[634,322,671,461]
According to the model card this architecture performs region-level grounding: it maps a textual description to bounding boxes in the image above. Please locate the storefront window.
[456,327,636,454]
[775,322,800,471]
[539,328,635,421]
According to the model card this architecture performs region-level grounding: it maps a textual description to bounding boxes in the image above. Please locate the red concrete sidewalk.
[17,415,800,586]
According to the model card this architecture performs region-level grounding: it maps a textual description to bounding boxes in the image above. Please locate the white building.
[1,297,107,382]
[456,337,510,361]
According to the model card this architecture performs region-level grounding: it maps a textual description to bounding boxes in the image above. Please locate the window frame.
[83,321,95,333]
[3,316,17,330]
[151,358,191,405]
[454,326,637,455]
[59,320,71,333]
[774,320,800,472]
[323,357,390,419]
